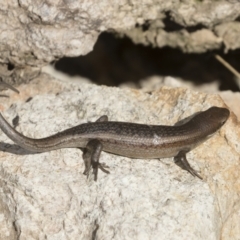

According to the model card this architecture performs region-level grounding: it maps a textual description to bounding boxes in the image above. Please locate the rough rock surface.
[1,0,240,73]
[0,73,239,239]
[120,75,240,120]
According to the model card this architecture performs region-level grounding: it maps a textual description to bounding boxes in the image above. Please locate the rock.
[1,1,240,70]
[0,73,239,239]
[220,91,240,120]
[214,21,240,52]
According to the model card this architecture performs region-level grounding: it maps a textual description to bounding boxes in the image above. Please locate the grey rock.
[1,0,240,72]
[0,73,239,239]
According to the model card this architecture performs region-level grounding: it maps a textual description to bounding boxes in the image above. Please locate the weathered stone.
[1,0,240,72]
[0,73,239,239]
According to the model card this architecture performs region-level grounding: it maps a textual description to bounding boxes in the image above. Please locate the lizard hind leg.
[174,151,203,180]
[82,139,110,181]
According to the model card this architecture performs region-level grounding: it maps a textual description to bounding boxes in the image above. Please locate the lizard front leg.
[174,151,202,180]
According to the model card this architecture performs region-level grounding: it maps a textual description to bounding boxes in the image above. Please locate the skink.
[0,106,230,180]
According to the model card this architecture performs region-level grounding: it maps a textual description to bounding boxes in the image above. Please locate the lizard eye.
[221,119,227,125]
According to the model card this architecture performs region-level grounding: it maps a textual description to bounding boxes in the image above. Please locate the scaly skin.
[0,107,230,180]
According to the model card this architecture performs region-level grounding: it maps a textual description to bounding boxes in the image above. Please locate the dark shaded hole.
[12,115,19,129]
[8,63,14,71]
[163,12,205,33]
[55,32,240,92]
[25,97,33,103]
